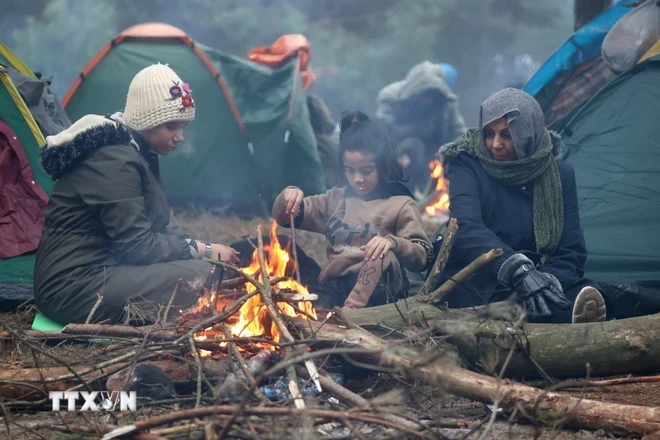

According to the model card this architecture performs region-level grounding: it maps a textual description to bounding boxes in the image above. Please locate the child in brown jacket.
[273,111,433,309]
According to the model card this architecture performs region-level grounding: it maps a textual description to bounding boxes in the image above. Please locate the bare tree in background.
[574,0,613,30]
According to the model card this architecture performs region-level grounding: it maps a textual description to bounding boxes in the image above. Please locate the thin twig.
[85,293,104,325]
[120,324,155,394]
[188,335,204,408]
[551,374,660,391]
[478,340,517,440]
[161,279,181,325]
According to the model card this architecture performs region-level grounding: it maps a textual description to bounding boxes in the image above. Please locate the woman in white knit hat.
[33,64,239,325]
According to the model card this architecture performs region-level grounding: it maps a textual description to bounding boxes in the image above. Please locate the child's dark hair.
[338,110,407,184]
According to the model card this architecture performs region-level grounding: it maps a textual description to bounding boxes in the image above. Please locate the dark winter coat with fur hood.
[34,115,211,325]
[438,131,591,308]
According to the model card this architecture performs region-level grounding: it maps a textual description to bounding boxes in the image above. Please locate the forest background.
[0,0,586,126]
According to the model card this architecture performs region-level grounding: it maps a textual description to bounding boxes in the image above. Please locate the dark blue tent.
[524,1,636,126]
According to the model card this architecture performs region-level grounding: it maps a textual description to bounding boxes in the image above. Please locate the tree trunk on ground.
[342,300,660,379]
[575,0,613,31]
[293,319,660,437]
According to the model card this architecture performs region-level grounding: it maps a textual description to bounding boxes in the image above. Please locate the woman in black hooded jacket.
[439,88,606,324]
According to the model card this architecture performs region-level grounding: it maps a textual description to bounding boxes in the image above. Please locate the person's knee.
[374,250,399,270]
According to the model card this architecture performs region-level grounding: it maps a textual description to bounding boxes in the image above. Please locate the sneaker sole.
[572,286,607,324]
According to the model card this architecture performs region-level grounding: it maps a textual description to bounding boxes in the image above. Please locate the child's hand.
[282,187,304,216]
[361,236,393,261]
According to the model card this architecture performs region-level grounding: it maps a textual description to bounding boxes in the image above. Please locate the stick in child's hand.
[290,212,303,285]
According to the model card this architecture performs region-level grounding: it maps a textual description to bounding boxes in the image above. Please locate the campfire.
[423,159,450,216]
[193,224,317,354]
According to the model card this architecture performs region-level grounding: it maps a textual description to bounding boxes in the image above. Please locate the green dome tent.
[63,23,325,214]
[560,55,660,285]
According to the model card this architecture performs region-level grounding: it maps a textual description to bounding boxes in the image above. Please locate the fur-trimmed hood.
[438,128,563,167]
[39,114,136,180]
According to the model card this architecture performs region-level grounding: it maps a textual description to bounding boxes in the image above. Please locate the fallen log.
[343,300,660,379]
[292,317,660,437]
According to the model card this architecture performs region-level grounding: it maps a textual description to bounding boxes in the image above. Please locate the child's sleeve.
[385,199,433,272]
[272,187,342,235]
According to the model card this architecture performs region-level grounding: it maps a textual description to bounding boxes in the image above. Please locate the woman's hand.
[198,241,241,265]
[282,187,304,216]
[361,236,393,261]
[214,244,241,265]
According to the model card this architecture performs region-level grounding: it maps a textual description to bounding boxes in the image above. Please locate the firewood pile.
[1,220,660,439]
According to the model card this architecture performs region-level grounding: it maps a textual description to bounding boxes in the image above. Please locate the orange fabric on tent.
[247,34,317,90]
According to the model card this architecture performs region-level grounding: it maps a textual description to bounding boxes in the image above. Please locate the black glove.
[498,254,572,318]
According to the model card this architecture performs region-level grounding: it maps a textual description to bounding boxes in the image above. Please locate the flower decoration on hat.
[181,95,194,109]
[166,80,195,111]
[169,82,183,98]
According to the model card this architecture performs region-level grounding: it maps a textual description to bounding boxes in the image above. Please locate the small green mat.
[32,312,65,331]
[32,312,117,343]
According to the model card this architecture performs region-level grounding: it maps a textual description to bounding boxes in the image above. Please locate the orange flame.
[196,223,316,351]
[424,160,450,216]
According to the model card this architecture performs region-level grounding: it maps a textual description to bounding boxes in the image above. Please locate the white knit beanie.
[122,64,195,132]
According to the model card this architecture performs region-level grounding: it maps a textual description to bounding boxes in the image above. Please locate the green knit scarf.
[446,128,564,264]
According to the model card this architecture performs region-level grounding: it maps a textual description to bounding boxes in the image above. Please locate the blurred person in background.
[376,61,467,192]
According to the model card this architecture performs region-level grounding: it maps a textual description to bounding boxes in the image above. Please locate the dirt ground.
[0,212,657,439]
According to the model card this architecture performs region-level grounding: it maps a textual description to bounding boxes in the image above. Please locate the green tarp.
[65,39,325,212]
[560,56,660,284]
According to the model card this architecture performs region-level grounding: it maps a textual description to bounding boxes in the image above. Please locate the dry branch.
[418,218,458,296]
[254,226,305,410]
[552,374,660,391]
[428,248,504,302]
[62,324,179,341]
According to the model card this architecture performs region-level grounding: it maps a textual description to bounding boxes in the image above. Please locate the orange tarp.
[247,34,317,90]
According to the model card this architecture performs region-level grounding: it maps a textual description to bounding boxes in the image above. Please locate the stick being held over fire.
[289,212,303,285]
[255,226,306,410]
